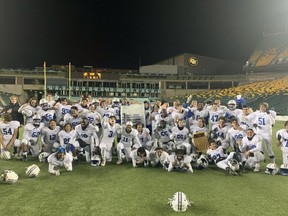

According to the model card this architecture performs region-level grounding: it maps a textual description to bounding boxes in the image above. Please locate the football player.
[136,122,153,151]
[99,116,121,166]
[47,147,73,176]
[70,116,99,163]
[210,116,230,149]
[167,148,193,173]
[18,97,41,124]
[116,121,142,164]
[276,121,288,169]
[153,120,173,152]
[227,118,246,152]
[207,139,240,175]
[170,118,191,155]
[149,147,170,169]
[37,98,56,127]
[58,123,78,159]
[63,106,82,129]
[40,119,61,153]
[130,147,150,167]
[0,113,20,153]
[53,98,71,123]
[18,114,45,160]
[238,128,265,172]
[250,102,276,163]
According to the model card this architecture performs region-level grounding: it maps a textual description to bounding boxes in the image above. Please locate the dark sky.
[0,0,288,69]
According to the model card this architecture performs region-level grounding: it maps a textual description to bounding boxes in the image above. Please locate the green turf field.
[0,121,287,216]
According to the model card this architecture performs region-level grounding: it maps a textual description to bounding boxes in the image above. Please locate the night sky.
[0,0,288,69]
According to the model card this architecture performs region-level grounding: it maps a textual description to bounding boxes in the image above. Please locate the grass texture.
[0,121,287,216]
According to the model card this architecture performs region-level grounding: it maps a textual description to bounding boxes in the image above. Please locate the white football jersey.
[171,126,189,145]
[73,124,98,145]
[276,129,288,148]
[85,111,102,125]
[55,103,71,122]
[137,128,151,146]
[47,152,73,166]
[239,135,263,153]
[120,127,141,147]
[63,113,82,129]
[58,129,76,147]
[41,126,61,145]
[0,121,20,144]
[37,109,56,127]
[208,110,225,126]
[207,146,226,163]
[211,124,230,140]
[154,127,171,144]
[169,154,192,167]
[23,123,45,142]
[100,121,121,144]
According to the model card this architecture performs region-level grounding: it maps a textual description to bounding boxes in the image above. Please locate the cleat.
[101,159,106,166]
[116,159,122,165]
[254,164,260,172]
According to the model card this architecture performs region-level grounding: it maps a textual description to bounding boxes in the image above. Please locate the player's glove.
[29,140,37,146]
[253,124,257,128]
[266,110,270,114]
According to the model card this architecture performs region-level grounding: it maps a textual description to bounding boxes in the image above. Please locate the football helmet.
[0,170,18,184]
[21,108,33,118]
[91,155,101,167]
[196,154,209,169]
[1,150,11,160]
[168,192,192,212]
[190,153,198,163]
[39,98,49,110]
[126,121,133,126]
[32,114,41,126]
[265,163,279,175]
[227,100,237,111]
[38,152,50,163]
[26,164,41,178]
[280,164,288,176]
[228,159,240,171]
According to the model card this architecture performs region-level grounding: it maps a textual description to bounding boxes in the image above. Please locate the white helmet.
[168,192,192,212]
[0,170,18,184]
[112,98,120,103]
[126,121,133,126]
[280,164,288,176]
[32,114,41,126]
[21,108,33,118]
[227,100,237,110]
[196,154,209,169]
[1,151,11,160]
[91,155,101,167]
[39,98,48,105]
[26,164,41,178]
[228,159,240,171]
[265,163,279,175]
[38,152,50,163]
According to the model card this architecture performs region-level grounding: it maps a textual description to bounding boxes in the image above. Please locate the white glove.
[64,162,69,170]
[55,170,60,176]
[94,125,99,132]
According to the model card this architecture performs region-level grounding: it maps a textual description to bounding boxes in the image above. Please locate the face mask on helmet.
[91,155,101,166]
[168,192,192,212]
[228,100,236,111]
[32,115,41,126]
[265,163,279,175]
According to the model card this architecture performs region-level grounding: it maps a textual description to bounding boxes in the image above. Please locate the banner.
[120,104,145,126]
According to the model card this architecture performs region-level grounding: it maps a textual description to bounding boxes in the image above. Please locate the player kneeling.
[167,149,193,173]
[130,147,150,167]
[47,147,73,176]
